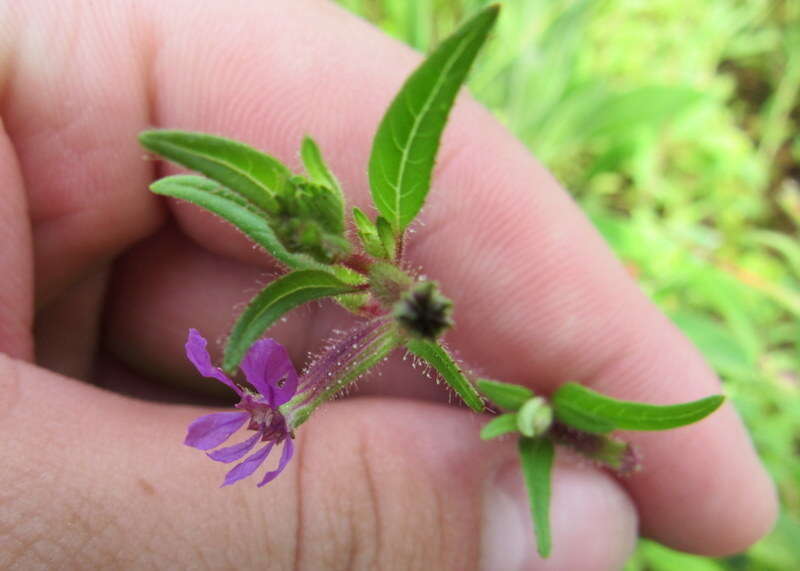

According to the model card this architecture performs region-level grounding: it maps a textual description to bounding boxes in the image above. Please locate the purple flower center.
[237,392,291,443]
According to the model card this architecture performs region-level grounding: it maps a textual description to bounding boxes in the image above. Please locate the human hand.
[0,1,776,569]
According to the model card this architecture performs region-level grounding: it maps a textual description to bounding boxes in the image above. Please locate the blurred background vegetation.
[337,0,799,568]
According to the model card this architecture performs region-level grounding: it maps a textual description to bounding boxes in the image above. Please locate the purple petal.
[207,432,261,463]
[240,338,298,406]
[185,412,249,450]
[222,442,274,487]
[185,329,242,396]
[257,438,295,487]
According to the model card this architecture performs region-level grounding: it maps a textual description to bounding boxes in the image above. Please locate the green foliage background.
[337,0,800,568]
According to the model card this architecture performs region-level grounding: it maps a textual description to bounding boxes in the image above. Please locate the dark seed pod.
[393,280,453,340]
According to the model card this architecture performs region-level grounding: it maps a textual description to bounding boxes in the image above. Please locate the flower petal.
[257,438,295,487]
[184,412,249,450]
[222,442,274,487]
[241,338,298,406]
[207,432,261,463]
[185,329,242,396]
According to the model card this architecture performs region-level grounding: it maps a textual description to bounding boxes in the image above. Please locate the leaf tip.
[138,129,158,148]
[479,3,501,26]
[221,351,239,376]
[706,394,725,412]
[537,543,552,559]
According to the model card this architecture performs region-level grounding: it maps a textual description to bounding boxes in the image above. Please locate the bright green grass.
[338,1,800,568]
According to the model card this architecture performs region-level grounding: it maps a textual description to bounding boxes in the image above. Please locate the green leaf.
[287,177,345,235]
[298,138,347,257]
[329,263,371,314]
[224,270,358,372]
[405,339,484,412]
[477,379,534,411]
[150,175,317,270]
[368,5,499,233]
[140,130,291,213]
[352,207,389,259]
[552,382,725,434]
[375,216,396,261]
[480,413,518,440]
[301,136,343,197]
[518,437,554,558]
[276,177,350,263]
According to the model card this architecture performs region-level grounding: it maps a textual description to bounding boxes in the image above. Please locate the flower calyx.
[393,279,453,340]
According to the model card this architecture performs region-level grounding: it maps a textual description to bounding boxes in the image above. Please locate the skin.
[0,1,777,569]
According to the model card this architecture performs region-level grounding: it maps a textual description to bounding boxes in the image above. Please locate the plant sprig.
[140,3,725,558]
[478,379,724,557]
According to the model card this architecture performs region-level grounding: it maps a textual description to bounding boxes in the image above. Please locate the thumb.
[292,399,638,570]
[0,356,636,570]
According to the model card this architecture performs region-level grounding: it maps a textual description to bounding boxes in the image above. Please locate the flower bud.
[516,397,553,437]
[393,280,453,340]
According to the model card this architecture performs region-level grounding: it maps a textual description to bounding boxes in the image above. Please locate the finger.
[34,266,109,380]
[0,355,636,570]
[1,3,164,305]
[5,0,776,554]
[0,118,33,360]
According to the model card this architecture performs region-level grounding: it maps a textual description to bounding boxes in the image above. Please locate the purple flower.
[183,329,299,487]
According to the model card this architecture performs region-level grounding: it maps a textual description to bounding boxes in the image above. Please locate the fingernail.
[480,460,535,571]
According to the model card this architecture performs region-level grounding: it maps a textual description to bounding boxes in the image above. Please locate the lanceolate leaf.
[477,379,534,411]
[352,207,388,259]
[405,339,484,412]
[301,136,344,198]
[140,130,290,213]
[224,270,359,372]
[375,217,396,261]
[480,413,518,440]
[518,437,554,558]
[552,382,725,434]
[368,5,499,233]
[150,175,316,270]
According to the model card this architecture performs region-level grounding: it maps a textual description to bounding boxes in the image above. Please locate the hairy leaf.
[368,5,499,233]
[150,175,316,269]
[301,136,344,198]
[518,437,554,558]
[352,207,389,259]
[375,216,396,261]
[224,270,358,372]
[477,378,534,411]
[140,130,291,213]
[405,339,483,412]
[276,177,350,263]
[480,413,518,440]
[552,382,725,434]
